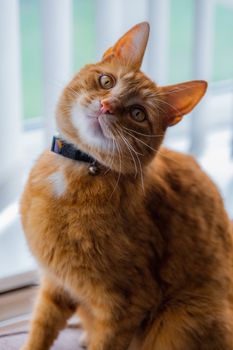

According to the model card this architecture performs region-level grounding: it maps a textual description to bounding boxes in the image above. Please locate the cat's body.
[21,23,233,349]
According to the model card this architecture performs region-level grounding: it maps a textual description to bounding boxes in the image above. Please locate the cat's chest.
[22,156,152,295]
[28,194,113,263]
[27,174,133,280]
[28,198,143,302]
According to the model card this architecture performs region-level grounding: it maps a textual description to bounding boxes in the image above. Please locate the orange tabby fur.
[20,22,233,350]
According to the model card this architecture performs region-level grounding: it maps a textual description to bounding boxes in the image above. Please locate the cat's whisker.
[139,158,145,194]
[122,126,164,138]
[108,140,115,167]
[67,86,80,99]
[116,129,143,156]
[132,147,145,193]
[109,138,122,199]
[123,129,157,153]
[103,151,112,175]
[104,139,115,175]
[117,128,145,193]
[122,129,180,165]
[119,134,138,177]
[115,129,138,178]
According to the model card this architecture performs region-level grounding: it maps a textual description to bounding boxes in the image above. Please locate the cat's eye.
[130,106,146,122]
[99,74,115,89]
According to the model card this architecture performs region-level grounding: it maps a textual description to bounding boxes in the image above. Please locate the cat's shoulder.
[27,149,61,184]
[156,147,200,171]
[146,147,228,232]
[149,147,219,198]
[23,150,76,200]
[151,147,202,180]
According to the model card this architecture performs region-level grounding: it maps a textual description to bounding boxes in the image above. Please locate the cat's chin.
[87,115,105,139]
[85,116,115,152]
[71,105,111,151]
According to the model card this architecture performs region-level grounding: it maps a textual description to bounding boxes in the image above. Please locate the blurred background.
[0,0,233,320]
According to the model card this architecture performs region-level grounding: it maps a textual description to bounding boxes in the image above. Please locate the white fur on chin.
[71,101,110,150]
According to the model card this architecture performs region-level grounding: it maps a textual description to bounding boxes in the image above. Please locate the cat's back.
[146,147,233,300]
[147,146,232,246]
[148,147,226,215]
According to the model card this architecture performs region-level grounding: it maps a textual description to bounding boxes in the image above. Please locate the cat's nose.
[100,99,114,114]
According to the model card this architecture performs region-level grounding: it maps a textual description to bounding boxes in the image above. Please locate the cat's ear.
[102,47,114,59]
[159,80,208,127]
[102,22,150,69]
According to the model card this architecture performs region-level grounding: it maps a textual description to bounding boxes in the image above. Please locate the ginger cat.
[20,22,233,350]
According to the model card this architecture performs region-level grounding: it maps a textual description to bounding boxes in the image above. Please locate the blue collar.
[51,136,96,164]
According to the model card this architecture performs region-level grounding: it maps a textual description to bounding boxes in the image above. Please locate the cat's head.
[57,22,207,174]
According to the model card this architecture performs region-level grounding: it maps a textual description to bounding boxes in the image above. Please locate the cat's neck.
[48,149,144,206]
[51,135,95,163]
[50,135,145,191]
[51,135,104,175]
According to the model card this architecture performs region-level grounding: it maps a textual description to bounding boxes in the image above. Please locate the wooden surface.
[0,319,83,350]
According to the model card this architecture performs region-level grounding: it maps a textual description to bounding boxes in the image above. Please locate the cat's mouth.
[87,114,104,136]
[71,102,117,151]
[87,113,115,140]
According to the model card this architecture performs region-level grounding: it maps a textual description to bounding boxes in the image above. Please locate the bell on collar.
[88,163,99,175]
